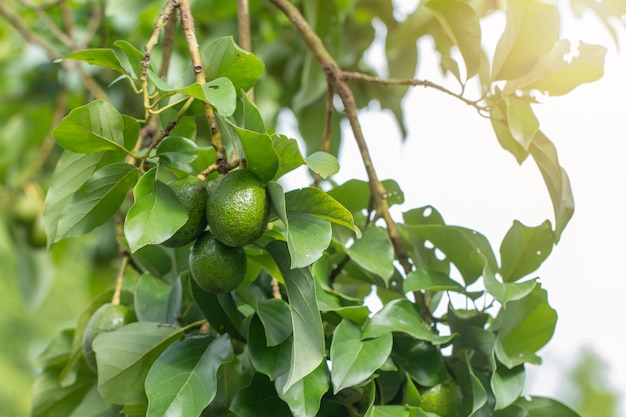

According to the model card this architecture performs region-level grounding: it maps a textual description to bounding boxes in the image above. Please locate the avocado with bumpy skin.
[206,169,269,247]
[420,377,462,417]
[161,176,209,248]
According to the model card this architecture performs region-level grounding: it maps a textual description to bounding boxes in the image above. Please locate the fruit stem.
[111,252,130,306]
[178,0,229,174]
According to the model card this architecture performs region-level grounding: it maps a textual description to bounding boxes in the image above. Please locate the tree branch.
[179,0,228,173]
[271,0,412,274]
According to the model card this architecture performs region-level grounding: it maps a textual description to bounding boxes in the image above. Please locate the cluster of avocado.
[164,169,269,294]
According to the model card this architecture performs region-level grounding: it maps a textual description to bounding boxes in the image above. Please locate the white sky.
[284,2,626,414]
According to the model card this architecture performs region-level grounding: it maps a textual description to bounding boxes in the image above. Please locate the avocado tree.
[1,0,623,416]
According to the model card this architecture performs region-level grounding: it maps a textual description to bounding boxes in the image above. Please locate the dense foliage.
[1,0,625,416]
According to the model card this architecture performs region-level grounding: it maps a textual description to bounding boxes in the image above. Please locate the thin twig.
[0,2,62,59]
[237,0,254,101]
[313,83,334,187]
[179,0,228,173]
[271,0,412,274]
[112,252,130,306]
[20,0,74,47]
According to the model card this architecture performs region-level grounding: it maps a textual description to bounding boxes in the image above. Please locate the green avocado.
[162,176,209,248]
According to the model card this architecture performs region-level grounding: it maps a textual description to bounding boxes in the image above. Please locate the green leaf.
[489,92,528,164]
[124,168,188,252]
[134,274,181,324]
[276,361,330,417]
[484,273,538,306]
[492,286,557,367]
[285,187,359,236]
[391,335,449,387]
[499,220,553,282]
[203,36,265,92]
[529,132,574,242]
[399,224,497,285]
[177,77,237,117]
[44,151,112,244]
[513,396,580,417]
[248,314,292,380]
[403,269,464,292]
[492,365,525,411]
[93,322,185,404]
[68,384,121,417]
[233,127,279,183]
[257,298,293,346]
[327,179,404,214]
[114,40,145,79]
[425,0,482,78]
[145,334,234,417]
[491,0,560,81]
[64,49,125,74]
[304,151,340,179]
[503,95,539,152]
[504,40,607,96]
[364,405,413,417]
[52,100,131,154]
[190,278,246,341]
[155,136,198,165]
[362,299,454,345]
[330,319,392,393]
[271,134,307,179]
[56,163,138,241]
[346,226,394,282]
[267,241,325,394]
[230,373,292,417]
[31,366,96,417]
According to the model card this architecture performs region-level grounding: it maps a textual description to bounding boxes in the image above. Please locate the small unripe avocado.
[82,303,133,371]
[161,176,209,248]
[206,169,269,247]
[189,232,247,294]
[420,377,462,417]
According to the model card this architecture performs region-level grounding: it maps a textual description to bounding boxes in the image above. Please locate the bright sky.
[285,2,626,414]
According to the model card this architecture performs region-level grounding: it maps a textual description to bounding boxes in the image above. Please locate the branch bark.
[270,0,412,274]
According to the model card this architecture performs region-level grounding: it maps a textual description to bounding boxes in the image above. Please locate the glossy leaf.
[403,268,464,292]
[134,274,181,324]
[425,0,482,79]
[248,314,292,380]
[93,322,184,404]
[400,224,497,285]
[64,49,125,74]
[491,0,560,81]
[287,211,332,269]
[56,163,138,241]
[257,298,293,346]
[499,220,553,282]
[513,396,580,416]
[52,100,130,154]
[155,136,198,165]
[114,40,145,79]
[202,36,265,92]
[362,299,454,345]
[177,78,237,116]
[327,179,404,214]
[124,168,188,252]
[276,360,330,417]
[191,279,246,341]
[504,41,607,96]
[484,273,538,306]
[492,364,525,411]
[271,134,307,179]
[330,319,392,393]
[268,241,325,393]
[285,187,359,236]
[346,226,394,282]
[390,335,449,387]
[145,335,234,417]
[489,92,529,164]
[504,95,539,152]
[492,286,557,367]
[364,405,414,417]
[234,127,279,183]
[304,151,340,179]
[529,132,574,241]
[230,373,291,417]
